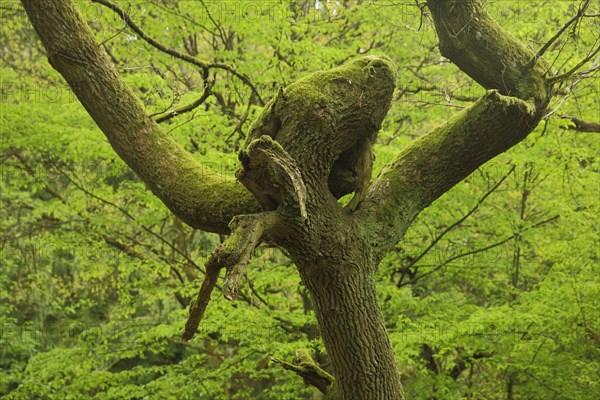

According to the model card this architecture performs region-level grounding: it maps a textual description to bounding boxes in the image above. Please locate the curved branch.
[21,0,259,234]
[358,1,551,259]
[154,69,212,123]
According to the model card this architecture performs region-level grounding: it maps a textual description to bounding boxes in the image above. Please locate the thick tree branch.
[21,0,259,234]
[360,91,541,259]
[425,0,551,103]
[358,1,550,259]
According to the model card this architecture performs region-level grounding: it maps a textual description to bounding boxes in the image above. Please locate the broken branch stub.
[182,212,281,341]
[237,136,308,220]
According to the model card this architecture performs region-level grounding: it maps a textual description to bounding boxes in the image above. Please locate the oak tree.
[19,0,598,398]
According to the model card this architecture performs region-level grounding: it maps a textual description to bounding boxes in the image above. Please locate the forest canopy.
[1,1,599,399]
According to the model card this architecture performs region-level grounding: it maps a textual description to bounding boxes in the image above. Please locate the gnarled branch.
[182,212,282,341]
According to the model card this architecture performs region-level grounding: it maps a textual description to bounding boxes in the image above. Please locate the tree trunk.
[299,257,403,399]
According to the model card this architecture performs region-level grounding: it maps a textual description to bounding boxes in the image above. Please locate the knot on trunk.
[241,55,396,211]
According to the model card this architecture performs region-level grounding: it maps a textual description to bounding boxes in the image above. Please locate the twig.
[549,44,600,84]
[395,164,515,286]
[527,0,592,68]
[398,215,560,288]
[92,0,265,106]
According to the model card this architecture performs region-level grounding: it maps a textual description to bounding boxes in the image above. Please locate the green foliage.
[1,0,598,398]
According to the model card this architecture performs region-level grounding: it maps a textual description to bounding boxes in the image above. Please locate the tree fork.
[22,1,558,398]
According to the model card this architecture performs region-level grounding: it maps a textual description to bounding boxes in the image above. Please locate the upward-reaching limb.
[21,0,259,234]
[357,0,551,259]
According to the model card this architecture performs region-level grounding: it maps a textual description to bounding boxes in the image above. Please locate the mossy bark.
[298,255,403,399]
[23,0,552,398]
[426,0,551,103]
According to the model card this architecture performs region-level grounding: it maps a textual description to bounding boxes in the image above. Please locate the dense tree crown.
[1,0,598,399]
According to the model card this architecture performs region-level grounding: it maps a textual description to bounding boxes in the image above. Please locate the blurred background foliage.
[1,0,598,398]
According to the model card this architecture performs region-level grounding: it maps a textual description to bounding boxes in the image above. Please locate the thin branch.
[54,163,203,272]
[398,215,560,288]
[549,43,600,84]
[154,69,212,123]
[92,0,265,105]
[543,54,599,119]
[244,272,270,307]
[558,115,600,132]
[527,0,592,68]
[198,0,228,46]
[395,164,516,286]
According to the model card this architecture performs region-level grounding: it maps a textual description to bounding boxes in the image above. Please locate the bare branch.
[527,0,593,67]
[399,215,560,287]
[395,164,515,286]
[182,212,282,341]
[559,115,600,132]
[91,0,265,106]
[549,44,600,84]
[154,68,212,123]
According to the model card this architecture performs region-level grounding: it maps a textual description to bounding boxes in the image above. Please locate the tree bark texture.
[22,0,553,398]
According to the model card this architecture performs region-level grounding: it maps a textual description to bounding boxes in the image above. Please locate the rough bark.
[299,255,403,399]
[426,0,551,103]
[202,57,403,398]
[21,0,258,235]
